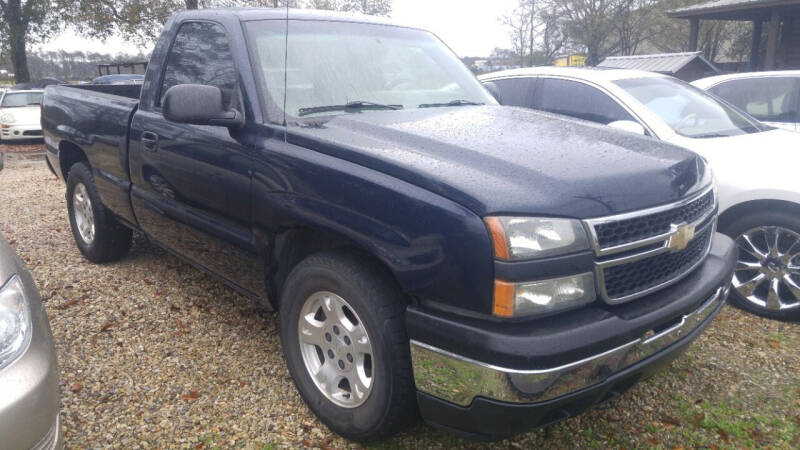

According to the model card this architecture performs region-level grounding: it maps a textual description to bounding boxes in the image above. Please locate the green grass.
[673,393,800,448]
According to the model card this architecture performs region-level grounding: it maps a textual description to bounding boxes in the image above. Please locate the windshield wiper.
[418,99,484,108]
[297,101,403,117]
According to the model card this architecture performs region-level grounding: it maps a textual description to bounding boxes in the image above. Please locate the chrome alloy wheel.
[73,183,96,244]
[733,226,800,311]
[298,291,374,408]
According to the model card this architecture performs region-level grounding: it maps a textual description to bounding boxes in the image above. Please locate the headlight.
[0,113,15,123]
[0,275,32,369]
[485,217,590,260]
[493,273,596,317]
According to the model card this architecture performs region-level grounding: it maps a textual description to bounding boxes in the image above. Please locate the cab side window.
[159,22,238,108]
[534,78,634,125]
[490,78,536,108]
[709,78,799,123]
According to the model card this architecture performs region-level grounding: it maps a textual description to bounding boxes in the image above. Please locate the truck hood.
[287,106,710,218]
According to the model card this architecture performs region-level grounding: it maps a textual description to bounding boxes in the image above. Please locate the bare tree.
[500,3,531,66]
[537,0,567,63]
[63,0,388,50]
[0,0,61,83]
[61,1,181,45]
[558,0,633,65]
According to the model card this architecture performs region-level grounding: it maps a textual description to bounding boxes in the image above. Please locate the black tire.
[66,162,132,263]
[720,209,800,321]
[278,250,417,441]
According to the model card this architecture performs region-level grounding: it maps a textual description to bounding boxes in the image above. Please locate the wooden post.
[765,10,781,69]
[750,20,763,70]
[689,18,700,51]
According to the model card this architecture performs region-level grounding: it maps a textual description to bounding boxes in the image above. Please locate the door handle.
[141,131,160,152]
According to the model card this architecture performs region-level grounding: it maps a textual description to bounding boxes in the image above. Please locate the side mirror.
[162,84,244,128]
[608,120,646,135]
[482,81,503,104]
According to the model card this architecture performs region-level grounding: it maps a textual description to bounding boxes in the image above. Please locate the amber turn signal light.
[485,217,510,260]
[493,279,515,317]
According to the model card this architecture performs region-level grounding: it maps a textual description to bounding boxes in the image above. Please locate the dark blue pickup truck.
[42,8,736,442]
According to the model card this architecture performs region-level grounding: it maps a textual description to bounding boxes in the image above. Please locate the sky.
[36,0,518,58]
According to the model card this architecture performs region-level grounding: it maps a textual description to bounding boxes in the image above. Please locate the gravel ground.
[0,139,46,153]
[1,157,798,449]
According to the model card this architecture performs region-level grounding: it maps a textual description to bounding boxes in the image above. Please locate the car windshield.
[246,20,494,119]
[1,92,43,108]
[614,77,766,138]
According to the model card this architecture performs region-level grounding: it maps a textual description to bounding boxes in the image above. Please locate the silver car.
[0,232,62,449]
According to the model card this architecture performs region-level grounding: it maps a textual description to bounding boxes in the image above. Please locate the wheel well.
[58,141,88,180]
[718,199,800,233]
[267,227,403,310]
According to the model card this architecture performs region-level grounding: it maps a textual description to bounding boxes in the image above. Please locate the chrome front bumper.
[410,286,728,407]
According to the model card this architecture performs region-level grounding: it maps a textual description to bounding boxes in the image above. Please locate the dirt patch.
[0,139,45,153]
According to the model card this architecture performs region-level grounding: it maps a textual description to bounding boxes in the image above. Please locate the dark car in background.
[91,74,145,85]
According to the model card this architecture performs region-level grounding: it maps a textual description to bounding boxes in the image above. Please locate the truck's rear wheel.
[721,209,800,321]
[66,162,132,263]
[278,250,416,441]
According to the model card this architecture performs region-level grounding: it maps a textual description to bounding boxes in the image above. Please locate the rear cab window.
[159,21,238,109]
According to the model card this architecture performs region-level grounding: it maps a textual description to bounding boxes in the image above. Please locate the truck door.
[128,20,259,294]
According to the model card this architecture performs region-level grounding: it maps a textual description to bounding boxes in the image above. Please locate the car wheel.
[721,209,800,321]
[66,162,132,263]
[278,250,416,441]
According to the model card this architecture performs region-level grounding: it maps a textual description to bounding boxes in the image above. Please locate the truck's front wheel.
[66,162,132,263]
[279,250,416,441]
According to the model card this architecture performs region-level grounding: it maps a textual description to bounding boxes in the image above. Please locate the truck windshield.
[614,77,766,139]
[1,92,43,108]
[246,19,494,119]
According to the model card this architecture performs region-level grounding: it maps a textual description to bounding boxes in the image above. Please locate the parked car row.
[2,6,798,447]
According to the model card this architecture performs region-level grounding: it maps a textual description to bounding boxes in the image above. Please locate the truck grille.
[601,225,713,300]
[594,189,715,249]
[585,186,717,304]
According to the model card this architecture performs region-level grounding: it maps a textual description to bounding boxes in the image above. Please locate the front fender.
[252,135,495,315]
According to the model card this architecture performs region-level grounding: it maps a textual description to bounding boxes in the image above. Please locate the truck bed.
[64,83,142,100]
[42,84,139,224]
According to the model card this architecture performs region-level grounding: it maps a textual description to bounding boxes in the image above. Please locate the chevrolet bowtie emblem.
[667,223,696,252]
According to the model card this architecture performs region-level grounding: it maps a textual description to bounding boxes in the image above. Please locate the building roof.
[669,0,800,20]
[597,52,718,74]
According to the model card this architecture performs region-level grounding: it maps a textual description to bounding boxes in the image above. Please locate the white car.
[692,71,800,132]
[0,89,44,141]
[480,67,800,321]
